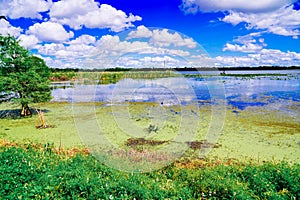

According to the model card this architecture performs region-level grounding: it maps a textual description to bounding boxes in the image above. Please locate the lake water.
[177,69,300,75]
[51,70,300,116]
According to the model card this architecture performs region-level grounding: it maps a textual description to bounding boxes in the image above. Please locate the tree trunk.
[21,104,32,117]
[36,109,46,128]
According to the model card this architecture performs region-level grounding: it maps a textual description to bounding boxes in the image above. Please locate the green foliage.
[50,71,77,81]
[0,35,51,115]
[0,144,299,199]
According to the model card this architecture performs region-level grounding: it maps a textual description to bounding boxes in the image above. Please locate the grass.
[0,143,299,199]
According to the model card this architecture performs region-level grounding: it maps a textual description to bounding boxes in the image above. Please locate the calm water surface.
[51,70,300,116]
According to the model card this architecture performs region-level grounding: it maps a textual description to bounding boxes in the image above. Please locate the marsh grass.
[51,71,178,84]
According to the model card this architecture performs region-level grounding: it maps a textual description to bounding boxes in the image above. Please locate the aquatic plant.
[146,124,159,133]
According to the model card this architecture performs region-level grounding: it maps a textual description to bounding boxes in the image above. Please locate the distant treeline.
[50,66,300,72]
[198,66,300,71]
[50,67,131,72]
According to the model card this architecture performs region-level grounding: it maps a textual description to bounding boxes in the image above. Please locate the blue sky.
[0,0,300,68]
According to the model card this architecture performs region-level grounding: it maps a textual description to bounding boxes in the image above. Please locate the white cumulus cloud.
[223,43,263,53]
[95,33,194,57]
[215,49,300,67]
[33,31,195,68]
[27,21,74,43]
[127,25,153,39]
[222,5,300,38]
[223,34,267,53]
[34,39,99,68]
[35,43,65,56]
[18,34,39,48]
[0,19,22,36]
[114,55,186,68]
[180,0,300,38]
[36,38,98,58]
[127,27,197,48]
[25,26,206,68]
[96,35,155,55]
[180,0,294,13]
[68,34,96,45]
[49,0,98,18]
[49,0,142,32]
[150,29,197,48]
[0,0,52,19]
[141,56,179,63]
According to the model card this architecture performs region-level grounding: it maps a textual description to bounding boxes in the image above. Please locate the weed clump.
[146,124,159,134]
[125,138,168,147]
[186,140,222,149]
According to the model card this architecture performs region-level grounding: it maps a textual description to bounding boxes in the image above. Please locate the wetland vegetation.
[0,142,299,199]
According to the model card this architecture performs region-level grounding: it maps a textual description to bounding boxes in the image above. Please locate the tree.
[0,34,52,116]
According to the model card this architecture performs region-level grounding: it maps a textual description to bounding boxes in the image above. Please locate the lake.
[51,70,300,117]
